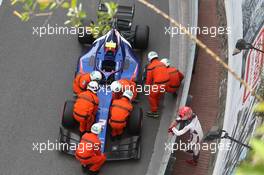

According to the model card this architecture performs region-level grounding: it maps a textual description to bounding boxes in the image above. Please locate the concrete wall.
[159,0,198,174]
[213,0,264,174]
[145,0,198,175]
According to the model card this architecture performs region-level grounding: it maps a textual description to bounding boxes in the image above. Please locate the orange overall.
[109,97,133,136]
[73,90,99,132]
[112,79,137,100]
[73,73,91,94]
[75,133,106,172]
[166,67,184,93]
[146,59,169,112]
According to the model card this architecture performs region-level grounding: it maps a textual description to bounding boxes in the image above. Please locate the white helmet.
[110,81,122,93]
[123,90,133,101]
[90,71,102,81]
[91,123,102,135]
[160,58,170,67]
[148,51,158,61]
[87,81,99,93]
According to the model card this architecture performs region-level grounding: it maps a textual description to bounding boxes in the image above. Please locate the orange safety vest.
[112,79,137,100]
[146,59,170,85]
[73,73,91,94]
[73,90,99,119]
[75,133,102,160]
[166,67,184,92]
[110,97,133,124]
[119,79,137,99]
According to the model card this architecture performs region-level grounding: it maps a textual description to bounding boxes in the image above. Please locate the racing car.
[58,2,149,161]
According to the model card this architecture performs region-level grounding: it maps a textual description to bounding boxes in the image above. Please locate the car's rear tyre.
[78,20,95,45]
[61,100,78,129]
[128,105,143,135]
[134,25,149,50]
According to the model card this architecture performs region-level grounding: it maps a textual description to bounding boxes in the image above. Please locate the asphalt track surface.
[0,1,172,175]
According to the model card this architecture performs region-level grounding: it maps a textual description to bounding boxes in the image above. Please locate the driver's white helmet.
[160,58,170,67]
[148,51,158,61]
[91,123,102,135]
[123,90,133,101]
[90,71,102,81]
[110,81,122,93]
[87,81,99,93]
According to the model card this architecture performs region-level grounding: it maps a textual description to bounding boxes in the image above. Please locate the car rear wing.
[105,136,141,161]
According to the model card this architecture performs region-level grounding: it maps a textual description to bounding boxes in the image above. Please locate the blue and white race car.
[58,3,149,161]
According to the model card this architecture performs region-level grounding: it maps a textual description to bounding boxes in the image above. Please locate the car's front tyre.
[128,104,143,135]
[134,25,149,50]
